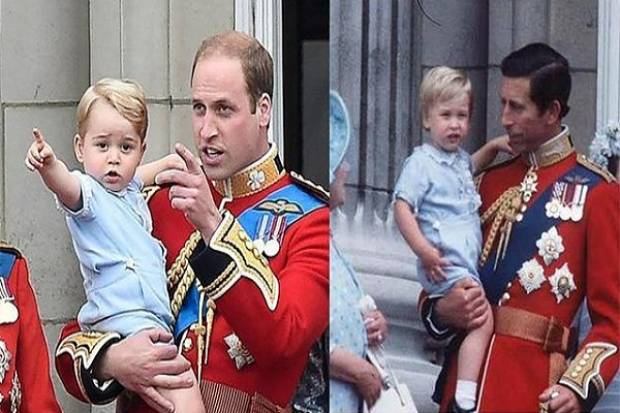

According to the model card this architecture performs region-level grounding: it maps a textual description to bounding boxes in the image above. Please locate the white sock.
[455,380,477,410]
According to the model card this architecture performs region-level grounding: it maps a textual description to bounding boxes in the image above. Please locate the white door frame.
[235,0,284,160]
[597,0,620,129]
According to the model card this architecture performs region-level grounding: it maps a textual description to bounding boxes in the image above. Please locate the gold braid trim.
[207,210,279,310]
[168,231,202,317]
[559,342,617,400]
[56,331,121,370]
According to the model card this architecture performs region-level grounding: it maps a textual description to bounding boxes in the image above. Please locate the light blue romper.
[59,171,174,337]
[394,143,482,295]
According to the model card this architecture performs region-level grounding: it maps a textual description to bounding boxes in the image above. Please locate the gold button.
[252,248,261,258]
[583,354,590,360]
[571,372,578,378]
[238,231,247,240]
[502,292,510,301]
[506,282,512,289]
[579,360,586,366]
[244,240,253,250]
[586,348,593,354]
[575,366,582,372]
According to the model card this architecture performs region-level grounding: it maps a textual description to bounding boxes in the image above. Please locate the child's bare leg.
[158,357,206,413]
[455,293,494,411]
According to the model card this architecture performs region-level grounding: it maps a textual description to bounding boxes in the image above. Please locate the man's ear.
[256,93,272,128]
[544,100,562,125]
[74,134,84,162]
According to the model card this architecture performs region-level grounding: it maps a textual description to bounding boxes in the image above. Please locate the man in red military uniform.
[419,43,619,413]
[0,241,62,412]
[55,31,328,413]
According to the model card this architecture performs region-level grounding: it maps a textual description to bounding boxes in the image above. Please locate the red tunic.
[436,151,620,412]
[55,151,329,413]
[0,246,62,413]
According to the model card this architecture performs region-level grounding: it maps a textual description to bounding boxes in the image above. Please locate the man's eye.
[192,103,206,114]
[216,105,232,115]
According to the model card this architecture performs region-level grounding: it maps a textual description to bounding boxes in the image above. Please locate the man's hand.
[97,329,192,413]
[354,359,383,408]
[155,143,222,241]
[434,278,489,330]
[364,310,388,346]
[419,246,450,283]
[25,128,56,171]
[539,385,581,413]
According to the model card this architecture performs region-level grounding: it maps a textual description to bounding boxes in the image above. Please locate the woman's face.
[330,161,350,209]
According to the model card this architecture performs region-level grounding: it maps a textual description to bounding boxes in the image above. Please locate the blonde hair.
[190,31,273,112]
[76,78,148,140]
[420,66,473,124]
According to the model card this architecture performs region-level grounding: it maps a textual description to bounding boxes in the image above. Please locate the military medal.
[0,279,18,324]
[264,214,287,257]
[253,214,270,254]
[570,184,588,222]
[517,259,546,294]
[545,183,564,219]
[549,263,577,303]
[536,226,565,265]
[547,176,589,222]
[0,340,11,383]
[224,333,255,370]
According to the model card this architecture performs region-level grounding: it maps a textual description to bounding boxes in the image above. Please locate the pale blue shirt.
[394,143,482,294]
[60,171,173,337]
[329,238,367,413]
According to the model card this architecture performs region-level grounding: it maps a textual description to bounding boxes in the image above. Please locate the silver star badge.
[517,259,546,294]
[224,333,255,370]
[549,263,577,303]
[0,340,11,383]
[536,226,565,265]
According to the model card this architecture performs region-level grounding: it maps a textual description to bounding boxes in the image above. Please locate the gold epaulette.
[290,171,329,203]
[577,154,616,183]
[141,185,162,203]
[0,241,21,258]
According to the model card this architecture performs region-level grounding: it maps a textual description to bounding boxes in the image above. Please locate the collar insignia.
[212,145,284,198]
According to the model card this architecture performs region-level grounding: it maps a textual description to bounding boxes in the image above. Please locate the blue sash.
[0,251,17,279]
[174,183,324,339]
[479,164,603,304]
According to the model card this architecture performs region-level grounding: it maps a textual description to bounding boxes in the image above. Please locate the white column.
[596,0,620,129]
[234,0,284,159]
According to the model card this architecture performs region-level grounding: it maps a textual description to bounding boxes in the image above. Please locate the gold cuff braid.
[559,342,617,400]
